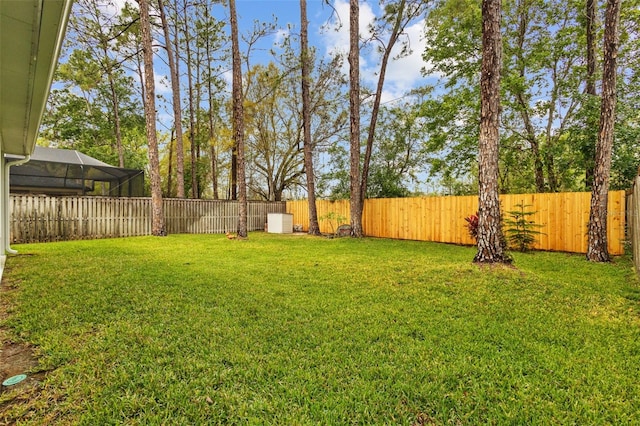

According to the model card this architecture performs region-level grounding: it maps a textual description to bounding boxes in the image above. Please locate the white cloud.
[222,69,233,88]
[321,0,376,59]
[98,0,131,19]
[274,28,291,45]
[129,67,171,98]
[319,0,430,102]
[154,72,171,96]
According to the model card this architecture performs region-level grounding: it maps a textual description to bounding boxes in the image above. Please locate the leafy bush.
[464,212,479,240]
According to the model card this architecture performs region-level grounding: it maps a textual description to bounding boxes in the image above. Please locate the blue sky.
[101,0,432,107]
[231,0,432,103]
[97,0,433,132]
[74,0,438,194]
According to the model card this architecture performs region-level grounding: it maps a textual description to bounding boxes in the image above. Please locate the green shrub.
[319,211,347,234]
[504,203,544,252]
[464,212,479,240]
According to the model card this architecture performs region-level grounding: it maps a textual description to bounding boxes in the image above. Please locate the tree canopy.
[41,0,640,200]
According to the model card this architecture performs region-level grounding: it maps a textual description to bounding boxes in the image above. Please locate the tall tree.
[242,52,347,201]
[300,0,320,235]
[587,0,622,262]
[345,0,427,236]
[230,19,280,200]
[55,0,145,168]
[70,0,126,168]
[182,0,199,198]
[139,0,166,236]
[583,0,598,189]
[157,0,186,198]
[422,0,588,194]
[229,0,248,237]
[506,0,544,192]
[244,63,304,201]
[348,0,363,237]
[474,0,508,263]
[201,5,225,200]
[360,0,426,203]
[43,2,148,171]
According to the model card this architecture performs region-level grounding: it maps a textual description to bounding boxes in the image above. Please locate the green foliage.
[318,211,347,234]
[504,203,544,252]
[417,87,480,188]
[322,100,430,199]
[41,50,146,168]
[421,0,640,193]
[318,143,351,199]
[464,212,479,240]
[2,235,640,424]
[367,103,431,197]
[242,46,347,200]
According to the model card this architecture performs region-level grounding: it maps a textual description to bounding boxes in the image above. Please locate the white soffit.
[0,0,72,156]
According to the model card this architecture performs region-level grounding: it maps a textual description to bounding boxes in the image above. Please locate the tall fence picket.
[10,192,627,256]
[287,191,626,255]
[627,178,640,274]
[8,195,285,244]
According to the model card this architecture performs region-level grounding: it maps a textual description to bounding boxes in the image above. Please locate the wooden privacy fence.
[287,191,626,255]
[626,177,640,274]
[9,194,285,243]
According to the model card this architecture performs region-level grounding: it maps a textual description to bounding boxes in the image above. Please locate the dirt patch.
[0,341,39,387]
[0,276,47,421]
[0,277,37,384]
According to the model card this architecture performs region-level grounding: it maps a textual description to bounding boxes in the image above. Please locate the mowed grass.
[1,233,640,424]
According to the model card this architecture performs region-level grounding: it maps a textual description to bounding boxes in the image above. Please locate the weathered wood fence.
[626,178,640,274]
[9,195,285,243]
[287,191,626,255]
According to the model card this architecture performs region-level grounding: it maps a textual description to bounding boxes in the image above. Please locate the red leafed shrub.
[465,213,479,240]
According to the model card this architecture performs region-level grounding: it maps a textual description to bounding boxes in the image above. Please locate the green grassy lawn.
[1,233,639,425]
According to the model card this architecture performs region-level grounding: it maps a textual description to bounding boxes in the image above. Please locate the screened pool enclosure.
[8,146,144,197]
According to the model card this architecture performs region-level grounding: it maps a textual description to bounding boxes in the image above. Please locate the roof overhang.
[0,0,73,156]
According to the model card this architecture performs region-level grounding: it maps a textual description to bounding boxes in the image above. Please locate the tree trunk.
[231,147,238,200]
[474,0,507,263]
[107,74,125,168]
[158,0,185,198]
[360,0,406,205]
[205,9,220,200]
[183,0,198,199]
[584,0,598,190]
[210,144,219,199]
[194,37,203,199]
[136,58,146,112]
[300,0,320,235]
[167,129,174,197]
[513,2,544,192]
[229,0,248,237]
[587,0,621,262]
[516,93,545,192]
[545,151,558,192]
[348,0,363,237]
[139,0,166,236]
